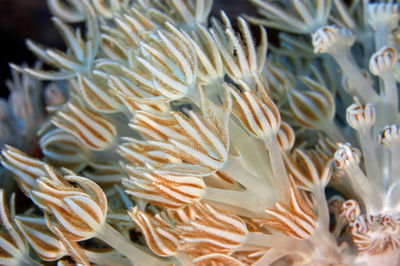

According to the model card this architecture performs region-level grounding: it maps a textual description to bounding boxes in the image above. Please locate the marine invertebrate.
[1,0,400,265]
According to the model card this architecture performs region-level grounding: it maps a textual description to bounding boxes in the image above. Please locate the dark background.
[0,0,258,98]
[0,0,62,97]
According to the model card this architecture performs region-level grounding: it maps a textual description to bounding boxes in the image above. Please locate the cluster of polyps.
[0,0,400,265]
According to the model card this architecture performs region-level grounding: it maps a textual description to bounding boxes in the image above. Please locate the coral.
[1,0,400,265]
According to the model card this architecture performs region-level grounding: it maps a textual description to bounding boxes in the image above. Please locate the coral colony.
[1,0,400,265]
